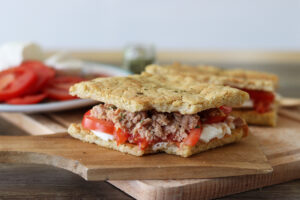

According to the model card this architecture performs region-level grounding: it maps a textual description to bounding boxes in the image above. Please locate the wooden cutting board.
[0,133,270,180]
[1,108,300,199]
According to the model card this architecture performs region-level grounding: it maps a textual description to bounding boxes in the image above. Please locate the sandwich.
[145,64,279,126]
[68,73,249,157]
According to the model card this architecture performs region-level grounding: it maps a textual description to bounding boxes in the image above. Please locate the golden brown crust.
[145,64,278,92]
[68,123,247,157]
[231,108,277,127]
[219,68,279,87]
[70,73,249,114]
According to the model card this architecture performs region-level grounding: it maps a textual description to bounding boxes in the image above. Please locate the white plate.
[0,62,131,113]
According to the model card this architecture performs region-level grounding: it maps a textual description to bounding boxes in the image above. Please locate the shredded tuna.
[90,104,199,143]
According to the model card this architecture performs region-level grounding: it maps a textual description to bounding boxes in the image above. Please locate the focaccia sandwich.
[145,64,279,126]
[68,73,249,157]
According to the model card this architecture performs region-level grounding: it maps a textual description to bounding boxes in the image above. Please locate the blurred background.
[1,0,299,50]
[0,0,299,96]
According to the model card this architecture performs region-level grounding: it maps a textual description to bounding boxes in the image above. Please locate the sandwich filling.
[81,104,248,150]
[235,89,275,113]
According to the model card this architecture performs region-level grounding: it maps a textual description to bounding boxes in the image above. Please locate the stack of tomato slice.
[0,61,85,104]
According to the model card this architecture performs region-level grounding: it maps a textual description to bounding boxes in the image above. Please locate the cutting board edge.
[108,159,300,200]
[0,149,272,181]
[0,151,89,180]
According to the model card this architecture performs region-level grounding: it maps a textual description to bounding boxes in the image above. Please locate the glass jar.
[123,44,155,74]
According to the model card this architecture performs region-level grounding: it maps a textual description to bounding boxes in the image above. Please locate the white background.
[0,0,300,50]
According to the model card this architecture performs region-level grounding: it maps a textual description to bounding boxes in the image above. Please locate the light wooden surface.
[280,97,300,107]
[1,109,300,199]
[47,50,300,65]
[0,132,271,181]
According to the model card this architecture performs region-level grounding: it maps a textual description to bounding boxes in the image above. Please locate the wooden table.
[1,51,300,199]
[1,118,300,199]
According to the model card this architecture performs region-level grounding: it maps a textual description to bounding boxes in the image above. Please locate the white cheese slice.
[0,42,44,70]
[91,130,114,141]
[200,122,232,143]
[236,100,254,108]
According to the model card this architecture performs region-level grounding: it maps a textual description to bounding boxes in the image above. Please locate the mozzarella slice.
[200,122,232,143]
[91,130,114,141]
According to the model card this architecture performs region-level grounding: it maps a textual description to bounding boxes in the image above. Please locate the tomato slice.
[242,89,274,113]
[0,73,15,91]
[49,82,75,91]
[6,93,47,105]
[44,87,77,101]
[44,75,84,101]
[254,101,270,113]
[82,110,115,134]
[21,61,56,94]
[50,76,85,85]
[0,67,37,101]
[138,138,149,150]
[114,128,129,145]
[184,125,203,146]
[243,89,275,102]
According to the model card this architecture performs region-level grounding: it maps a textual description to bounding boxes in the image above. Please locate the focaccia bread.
[145,64,279,126]
[70,73,249,114]
[145,64,277,92]
[231,108,278,127]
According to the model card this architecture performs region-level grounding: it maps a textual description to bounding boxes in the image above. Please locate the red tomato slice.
[219,106,232,115]
[244,89,275,102]
[0,73,15,90]
[50,76,85,84]
[114,128,129,145]
[254,101,271,113]
[0,67,37,101]
[129,134,149,150]
[44,87,77,101]
[184,125,203,146]
[44,75,84,101]
[82,110,115,134]
[21,61,56,94]
[138,139,148,150]
[49,82,74,90]
[6,93,47,105]
[241,89,274,113]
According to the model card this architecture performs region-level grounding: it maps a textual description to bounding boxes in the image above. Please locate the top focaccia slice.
[69,73,249,114]
[145,64,278,92]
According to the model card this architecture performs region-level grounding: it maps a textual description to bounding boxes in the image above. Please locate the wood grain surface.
[0,132,271,180]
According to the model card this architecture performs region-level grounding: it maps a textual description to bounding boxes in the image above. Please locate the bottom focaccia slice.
[231,108,277,127]
[68,123,247,157]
